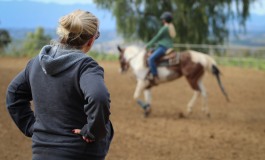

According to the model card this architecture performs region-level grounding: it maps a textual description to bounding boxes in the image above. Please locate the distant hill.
[229,31,265,47]
[6,28,120,43]
[228,14,265,47]
[5,28,123,54]
[6,27,265,48]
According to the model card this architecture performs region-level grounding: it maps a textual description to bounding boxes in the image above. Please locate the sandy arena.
[0,57,265,160]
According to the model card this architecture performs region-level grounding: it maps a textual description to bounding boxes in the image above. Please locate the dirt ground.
[1,57,265,160]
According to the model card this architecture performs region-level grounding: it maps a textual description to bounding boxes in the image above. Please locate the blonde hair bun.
[56,10,99,48]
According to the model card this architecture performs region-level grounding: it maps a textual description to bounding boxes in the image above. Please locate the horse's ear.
[117,45,123,53]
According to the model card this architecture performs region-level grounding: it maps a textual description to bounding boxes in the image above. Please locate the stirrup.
[149,77,158,86]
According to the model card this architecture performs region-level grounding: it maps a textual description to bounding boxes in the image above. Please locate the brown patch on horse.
[165,64,183,81]
[180,51,204,91]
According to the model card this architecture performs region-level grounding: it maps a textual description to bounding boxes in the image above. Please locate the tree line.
[0,27,51,56]
[94,0,256,44]
[0,0,257,55]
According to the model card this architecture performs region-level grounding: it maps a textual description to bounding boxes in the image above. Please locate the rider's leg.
[148,45,167,78]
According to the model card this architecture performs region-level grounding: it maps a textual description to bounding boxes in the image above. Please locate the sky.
[249,0,265,15]
[1,0,93,5]
[1,0,264,14]
[0,0,116,30]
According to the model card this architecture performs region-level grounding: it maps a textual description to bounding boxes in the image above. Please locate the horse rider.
[145,11,176,84]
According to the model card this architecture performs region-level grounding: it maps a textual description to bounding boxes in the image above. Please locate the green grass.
[216,57,265,71]
[88,51,118,61]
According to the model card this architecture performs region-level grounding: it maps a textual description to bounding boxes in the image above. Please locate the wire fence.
[92,41,265,70]
[173,43,265,57]
[3,39,265,70]
[93,42,265,70]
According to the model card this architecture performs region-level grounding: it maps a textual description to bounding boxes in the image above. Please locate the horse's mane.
[124,45,146,70]
[124,45,145,60]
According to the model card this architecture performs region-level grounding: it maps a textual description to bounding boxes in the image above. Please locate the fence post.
[209,45,214,56]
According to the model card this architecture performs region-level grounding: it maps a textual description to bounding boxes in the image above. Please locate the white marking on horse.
[189,50,217,72]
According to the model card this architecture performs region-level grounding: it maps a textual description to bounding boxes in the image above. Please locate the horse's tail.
[211,64,230,102]
[188,50,230,102]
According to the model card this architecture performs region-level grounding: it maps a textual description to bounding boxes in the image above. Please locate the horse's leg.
[133,80,146,100]
[185,75,201,115]
[143,89,152,116]
[134,80,151,117]
[187,91,200,115]
[144,89,152,104]
[198,79,209,117]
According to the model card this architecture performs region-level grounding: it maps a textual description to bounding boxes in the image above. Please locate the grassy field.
[216,57,265,71]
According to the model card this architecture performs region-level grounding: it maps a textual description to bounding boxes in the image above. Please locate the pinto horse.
[117,45,229,117]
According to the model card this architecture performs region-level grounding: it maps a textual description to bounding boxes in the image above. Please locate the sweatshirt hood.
[39,45,87,76]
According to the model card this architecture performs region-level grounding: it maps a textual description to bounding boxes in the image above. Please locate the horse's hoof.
[144,106,151,117]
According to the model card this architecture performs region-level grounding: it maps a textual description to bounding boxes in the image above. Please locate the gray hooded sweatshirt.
[6,45,113,160]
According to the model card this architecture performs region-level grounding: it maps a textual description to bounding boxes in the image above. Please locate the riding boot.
[154,75,159,84]
[150,75,159,86]
[145,74,159,89]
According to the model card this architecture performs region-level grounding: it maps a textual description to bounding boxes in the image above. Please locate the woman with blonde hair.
[6,10,113,160]
[146,11,176,84]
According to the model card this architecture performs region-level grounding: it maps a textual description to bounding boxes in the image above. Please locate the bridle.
[119,52,130,73]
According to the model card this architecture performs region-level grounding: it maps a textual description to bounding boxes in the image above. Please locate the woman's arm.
[78,59,111,141]
[6,67,35,137]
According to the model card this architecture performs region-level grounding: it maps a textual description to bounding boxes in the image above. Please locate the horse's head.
[117,45,130,73]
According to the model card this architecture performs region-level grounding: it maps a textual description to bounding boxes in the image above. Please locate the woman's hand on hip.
[72,129,95,143]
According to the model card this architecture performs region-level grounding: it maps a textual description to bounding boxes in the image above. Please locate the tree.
[23,27,51,56]
[93,0,256,44]
[0,29,12,52]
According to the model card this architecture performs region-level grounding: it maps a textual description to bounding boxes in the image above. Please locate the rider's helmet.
[160,11,173,23]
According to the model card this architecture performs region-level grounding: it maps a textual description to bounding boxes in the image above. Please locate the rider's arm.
[146,26,168,49]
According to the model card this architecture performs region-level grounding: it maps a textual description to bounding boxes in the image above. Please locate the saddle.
[144,48,181,88]
[144,48,180,67]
